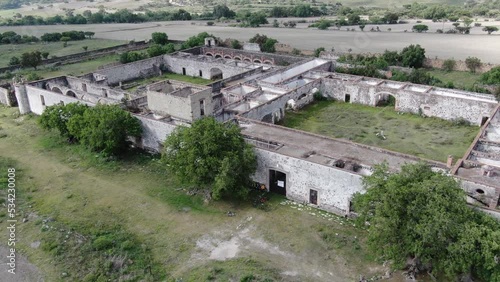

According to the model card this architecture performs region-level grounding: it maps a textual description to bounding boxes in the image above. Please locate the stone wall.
[133,115,178,152]
[240,80,322,123]
[321,77,497,125]
[0,84,15,106]
[147,87,212,121]
[23,85,95,115]
[164,56,250,80]
[423,58,498,73]
[199,46,304,66]
[253,148,364,215]
[93,56,165,86]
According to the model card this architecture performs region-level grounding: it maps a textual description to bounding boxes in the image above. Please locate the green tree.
[442,58,456,72]
[359,24,365,31]
[462,17,473,27]
[412,24,429,33]
[314,47,325,58]
[262,38,278,53]
[317,19,331,30]
[41,51,49,59]
[82,46,88,51]
[67,104,142,156]
[20,51,42,69]
[482,26,499,35]
[212,4,235,19]
[230,39,242,49]
[353,162,500,280]
[8,56,20,66]
[162,117,257,200]
[181,32,214,49]
[465,56,482,73]
[151,32,168,45]
[480,66,500,85]
[400,44,426,68]
[147,44,166,57]
[39,102,89,139]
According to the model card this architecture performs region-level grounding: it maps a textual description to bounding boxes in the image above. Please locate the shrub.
[465,56,482,73]
[442,59,456,72]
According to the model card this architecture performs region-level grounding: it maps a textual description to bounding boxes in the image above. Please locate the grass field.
[0,54,120,84]
[0,39,125,68]
[427,69,482,89]
[0,105,402,281]
[281,101,478,163]
[127,72,212,91]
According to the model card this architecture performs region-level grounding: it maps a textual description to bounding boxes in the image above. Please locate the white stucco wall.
[253,148,364,214]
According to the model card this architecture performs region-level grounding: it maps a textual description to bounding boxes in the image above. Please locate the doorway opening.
[310,189,318,205]
[269,170,286,196]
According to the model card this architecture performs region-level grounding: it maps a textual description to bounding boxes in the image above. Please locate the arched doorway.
[214,54,222,59]
[66,90,77,98]
[52,87,63,94]
[375,92,396,108]
[253,59,262,63]
[210,68,223,80]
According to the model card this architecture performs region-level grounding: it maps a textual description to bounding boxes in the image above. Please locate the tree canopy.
[480,66,500,85]
[151,32,168,45]
[412,24,429,33]
[20,51,42,69]
[162,117,257,200]
[39,103,142,156]
[353,162,500,281]
[400,44,426,68]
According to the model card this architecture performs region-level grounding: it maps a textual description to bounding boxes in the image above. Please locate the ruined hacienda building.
[2,39,499,216]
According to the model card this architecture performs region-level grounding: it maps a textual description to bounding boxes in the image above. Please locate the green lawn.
[0,39,125,67]
[281,101,478,163]
[0,106,395,281]
[427,69,482,89]
[126,72,212,91]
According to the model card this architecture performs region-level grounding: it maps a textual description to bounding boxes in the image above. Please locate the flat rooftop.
[238,118,446,172]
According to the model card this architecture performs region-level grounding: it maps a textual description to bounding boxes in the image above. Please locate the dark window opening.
[345,94,351,103]
[310,189,318,205]
[352,163,362,172]
[476,189,485,194]
[182,68,186,75]
[199,70,203,77]
[269,170,286,196]
[481,116,489,126]
[82,83,87,92]
[334,159,345,168]
[199,99,205,116]
[40,95,45,106]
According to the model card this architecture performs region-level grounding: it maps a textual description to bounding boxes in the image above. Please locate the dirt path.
[0,244,43,282]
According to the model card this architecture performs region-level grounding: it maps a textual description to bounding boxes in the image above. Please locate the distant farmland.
[0,20,499,63]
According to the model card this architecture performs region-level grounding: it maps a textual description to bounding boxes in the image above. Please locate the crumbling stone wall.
[93,56,165,86]
[133,115,178,152]
[0,84,15,106]
[321,77,497,125]
[147,87,213,121]
[164,56,251,80]
[252,148,364,215]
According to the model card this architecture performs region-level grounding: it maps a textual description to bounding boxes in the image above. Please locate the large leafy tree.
[151,32,168,45]
[353,162,500,281]
[67,104,142,156]
[400,44,426,68]
[20,51,42,69]
[162,117,257,200]
[39,102,89,139]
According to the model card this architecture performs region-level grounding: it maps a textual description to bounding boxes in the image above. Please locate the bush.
[119,51,147,63]
[480,66,500,85]
[442,59,456,72]
[400,44,426,68]
[465,56,482,73]
[151,32,168,45]
[314,47,325,58]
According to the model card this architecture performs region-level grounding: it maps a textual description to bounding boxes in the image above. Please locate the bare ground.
[0,21,498,63]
